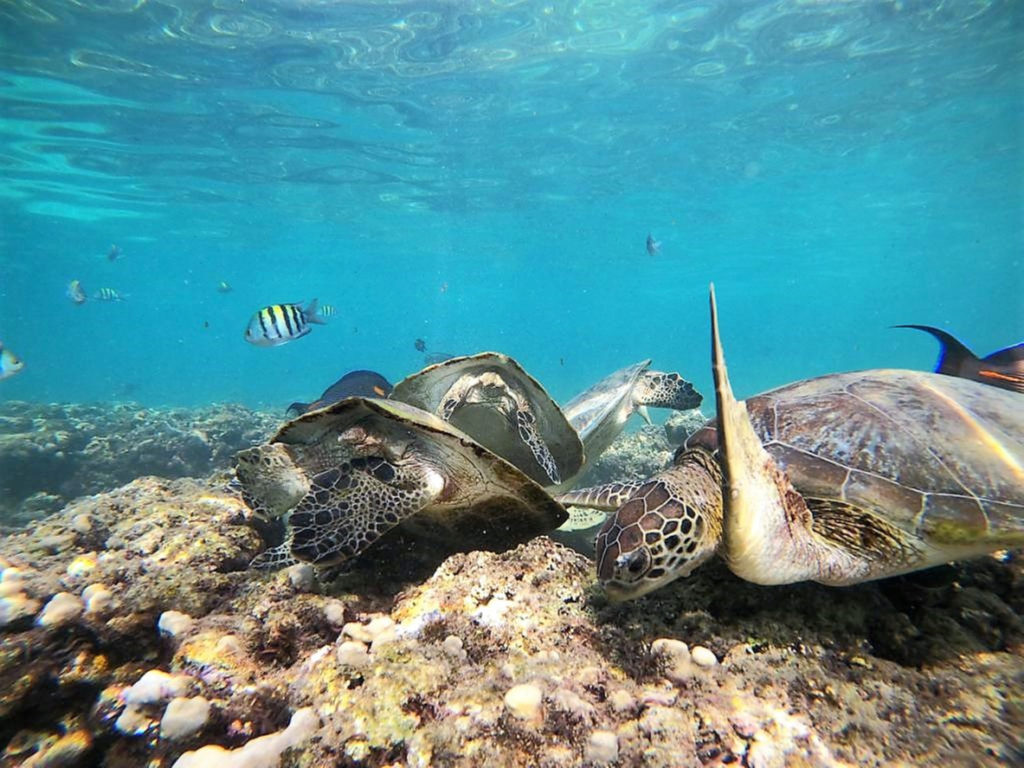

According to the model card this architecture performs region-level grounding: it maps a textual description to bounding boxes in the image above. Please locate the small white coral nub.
[171,707,319,768]
[36,592,84,629]
[123,670,190,707]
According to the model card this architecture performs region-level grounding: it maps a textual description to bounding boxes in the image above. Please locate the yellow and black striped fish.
[318,304,337,318]
[244,299,326,347]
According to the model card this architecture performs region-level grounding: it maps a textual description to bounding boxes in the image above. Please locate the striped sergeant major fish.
[244,299,327,347]
[94,287,126,301]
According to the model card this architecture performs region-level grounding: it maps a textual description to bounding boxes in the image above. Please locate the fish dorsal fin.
[894,324,978,377]
[710,285,815,585]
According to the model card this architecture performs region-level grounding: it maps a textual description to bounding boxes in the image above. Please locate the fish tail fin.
[303,298,327,325]
[894,324,977,377]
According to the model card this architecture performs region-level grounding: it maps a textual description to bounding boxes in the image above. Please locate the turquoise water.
[1,1,1021,411]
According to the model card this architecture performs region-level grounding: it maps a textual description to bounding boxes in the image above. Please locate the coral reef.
[574,409,707,489]
[0,472,1020,767]
[0,401,280,527]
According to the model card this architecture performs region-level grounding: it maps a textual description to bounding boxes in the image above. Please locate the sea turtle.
[235,396,567,569]
[556,359,702,489]
[390,352,583,488]
[559,287,1024,600]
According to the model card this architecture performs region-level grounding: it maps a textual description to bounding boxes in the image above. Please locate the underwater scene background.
[1,3,1023,768]
[1,0,1021,410]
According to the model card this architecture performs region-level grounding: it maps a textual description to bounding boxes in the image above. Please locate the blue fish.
[287,370,393,416]
[896,325,1024,394]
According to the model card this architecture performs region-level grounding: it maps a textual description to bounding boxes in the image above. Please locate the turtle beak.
[637,405,652,425]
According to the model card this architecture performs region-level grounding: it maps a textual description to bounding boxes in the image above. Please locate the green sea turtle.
[390,352,583,488]
[235,397,567,569]
[559,287,1024,600]
[556,359,702,489]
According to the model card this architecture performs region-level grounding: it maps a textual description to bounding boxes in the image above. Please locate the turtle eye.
[616,550,648,577]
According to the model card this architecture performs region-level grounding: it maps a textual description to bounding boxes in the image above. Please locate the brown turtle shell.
[682,369,1024,546]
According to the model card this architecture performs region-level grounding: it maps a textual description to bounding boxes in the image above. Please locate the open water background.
[1,0,1021,412]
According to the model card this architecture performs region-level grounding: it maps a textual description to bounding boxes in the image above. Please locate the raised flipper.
[277,456,443,567]
[635,371,703,412]
[709,284,824,586]
[896,324,1024,394]
[556,481,647,511]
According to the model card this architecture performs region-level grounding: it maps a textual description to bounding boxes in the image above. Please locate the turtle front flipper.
[439,371,564,486]
[251,540,299,570]
[635,371,703,412]
[284,456,443,566]
[710,285,884,586]
[513,404,562,486]
[556,481,647,511]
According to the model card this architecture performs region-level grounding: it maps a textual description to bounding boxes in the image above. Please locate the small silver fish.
[66,279,87,305]
[217,281,233,294]
[646,234,661,256]
[0,342,24,381]
[94,287,126,301]
[244,299,326,347]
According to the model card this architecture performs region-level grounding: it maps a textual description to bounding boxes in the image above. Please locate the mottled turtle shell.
[683,369,1024,545]
[390,352,583,486]
[564,359,651,445]
[272,397,567,549]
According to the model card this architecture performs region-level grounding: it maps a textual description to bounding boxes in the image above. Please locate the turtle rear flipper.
[287,457,443,566]
[636,371,702,412]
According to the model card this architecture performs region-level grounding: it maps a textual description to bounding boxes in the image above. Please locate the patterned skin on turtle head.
[234,444,309,522]
[594,448,723,600]
[636,371,703,411]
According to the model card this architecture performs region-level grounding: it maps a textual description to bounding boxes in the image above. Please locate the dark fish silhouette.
[414,338,427,353]
[896,324,1024,394]
[107,244,122,261]
[645,233,661,256]
[287,370,393,416]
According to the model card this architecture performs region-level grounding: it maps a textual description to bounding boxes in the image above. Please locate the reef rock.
[0,474,1020,766]
[0,401,280,527]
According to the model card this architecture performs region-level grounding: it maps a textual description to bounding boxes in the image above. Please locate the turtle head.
[594,462,722,600]
[235,443,310,521]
